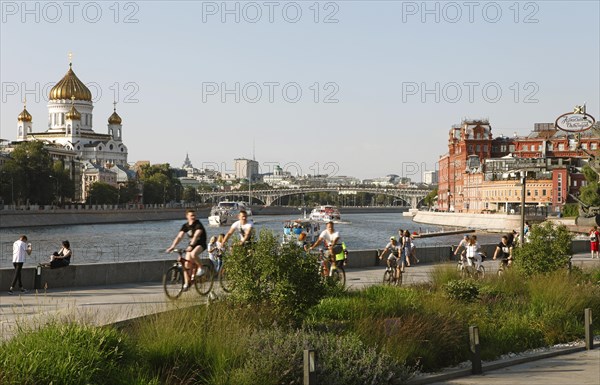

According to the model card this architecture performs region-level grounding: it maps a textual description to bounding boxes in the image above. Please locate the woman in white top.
[465,236,483,269]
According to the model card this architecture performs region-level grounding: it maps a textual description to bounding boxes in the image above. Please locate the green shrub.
[514,222,573,276]
[561,203,579,217]
[227,229,326,324]
[430,265,461,289]
[229,328,411,385]
[0,323,132,385]
[444,279,479,302]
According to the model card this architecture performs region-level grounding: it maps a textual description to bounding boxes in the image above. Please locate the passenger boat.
[208,201,253,226]
[282,219,321,246]
[308,205,341,222]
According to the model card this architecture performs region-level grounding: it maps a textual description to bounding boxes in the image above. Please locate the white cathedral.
[16,61,129,167]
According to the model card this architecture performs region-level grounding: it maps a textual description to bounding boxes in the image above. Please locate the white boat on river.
[208,201,253,226]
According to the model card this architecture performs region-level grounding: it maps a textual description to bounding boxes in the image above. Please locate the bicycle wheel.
[396,270,403,286]
[459,264,468,279]
[383,269,393,285]
[219,266,235,293]
[163,265,183,300]
[330,267,346,287]
[194,264,215,296]
[476,265,485,279]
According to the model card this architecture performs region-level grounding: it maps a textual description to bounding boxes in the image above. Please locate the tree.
[513,221,573,276]
[424,187,438,208]
[118,181,139,204]
[87,182,118,204]
[139,163,182,204]
[182,186,197,203]
[51,160,75,205]
[1,141,54,205]
[227,230,326,324]
[579,165,600,206]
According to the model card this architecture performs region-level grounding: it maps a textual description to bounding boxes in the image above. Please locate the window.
[582,143,588,150]
[523,145,528,151]
[538,145,543,151]
[542,189,547,196]
[592,143,598,150]
[548,143,554,151]
[484,145,488,152]
[558,143,565,150]
[476,145,480,152]
[501,145,507,152]
[509,145,515,152]
[535,190,539,196]
[527,190,531,196]
[468,145,473,152]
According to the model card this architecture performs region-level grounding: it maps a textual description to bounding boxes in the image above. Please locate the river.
[0,213,502,268]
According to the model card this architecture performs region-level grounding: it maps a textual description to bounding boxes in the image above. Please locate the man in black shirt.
[166,209,207,290]
[493,235,513,267]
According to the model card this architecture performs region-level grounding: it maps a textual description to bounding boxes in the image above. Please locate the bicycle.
[457,255,485,279]
[163,249,215,300]
[218,259,234,293]
[317,250,346,287]
[496,258,512,276]
[382,257,402,286]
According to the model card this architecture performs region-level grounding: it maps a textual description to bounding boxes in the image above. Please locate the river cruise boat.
[308,205,341,222]
[208,201,253,226]
[282,219,321,246]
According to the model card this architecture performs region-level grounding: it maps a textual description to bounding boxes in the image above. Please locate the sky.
[1,0,599,180]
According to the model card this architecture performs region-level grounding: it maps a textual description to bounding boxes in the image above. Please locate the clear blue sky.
[1,1,599,180]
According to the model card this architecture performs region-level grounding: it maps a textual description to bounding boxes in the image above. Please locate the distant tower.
[17,99,33,140]
[107,101,123,140]
[182,153,193,169]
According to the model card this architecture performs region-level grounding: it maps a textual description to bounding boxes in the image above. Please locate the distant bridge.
[196,187,432,208]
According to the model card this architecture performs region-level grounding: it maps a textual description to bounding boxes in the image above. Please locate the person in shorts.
[379,236,402,275]
[308,221,342,267]
[166,209,207,291]
[493,235,513,267]
[590,226,599,258]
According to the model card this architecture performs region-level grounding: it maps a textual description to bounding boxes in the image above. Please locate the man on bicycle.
[308,221,342,270]
[166,209,207,291]
[379,236,402,276]
[454,234,470,261]
[222,210,254,246]
[493,235,513,268]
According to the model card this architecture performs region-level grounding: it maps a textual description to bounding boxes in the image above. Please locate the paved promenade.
[1,256,598,384]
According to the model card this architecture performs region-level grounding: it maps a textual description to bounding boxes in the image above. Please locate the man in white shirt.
[223,210,254,246]
[308,221,342,261]
[10,235,32,294]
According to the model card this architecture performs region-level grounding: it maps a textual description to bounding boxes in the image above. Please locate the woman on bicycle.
[465,236,483,270]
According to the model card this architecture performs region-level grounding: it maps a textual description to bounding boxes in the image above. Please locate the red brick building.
[438,119,600,213]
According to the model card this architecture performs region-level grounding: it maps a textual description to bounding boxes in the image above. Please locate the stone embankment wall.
[0,208,189,229]
[0,241,589,290]
[413,211,542,232]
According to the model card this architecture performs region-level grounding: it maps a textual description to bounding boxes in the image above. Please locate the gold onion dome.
[66,104,81,120]
[49,64,92,101]
[108,110,122,125]
[18,107,32,122]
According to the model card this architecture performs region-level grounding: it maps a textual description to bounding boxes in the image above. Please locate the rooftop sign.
[555,104,596,132]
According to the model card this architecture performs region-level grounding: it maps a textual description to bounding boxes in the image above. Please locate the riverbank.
[0,206,407,229]
[413,211,546,232]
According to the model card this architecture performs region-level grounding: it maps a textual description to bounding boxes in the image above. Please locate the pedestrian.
[10,235,32,294]
[589,226,599,258]
[402,230,412,267]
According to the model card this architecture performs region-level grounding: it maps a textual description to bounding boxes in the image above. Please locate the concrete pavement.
[1,256,599,384]
[428,349,600,385]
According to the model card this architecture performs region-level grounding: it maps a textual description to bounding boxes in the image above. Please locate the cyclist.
[379,236,402,276]
[222,210,254,246]
[453,234,470,261]
[465,236,483,271]
[335,242,348,268]
[493,235,513,269]
[308,221,343,270]
[166,209,207,291]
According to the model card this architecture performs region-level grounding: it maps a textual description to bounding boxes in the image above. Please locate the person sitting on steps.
[40,240,72,269]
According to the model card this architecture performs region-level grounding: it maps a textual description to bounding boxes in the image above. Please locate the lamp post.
[447,189,451,212]
[520,174,526,245]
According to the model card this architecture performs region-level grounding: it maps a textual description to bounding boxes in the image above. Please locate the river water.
[0,213,502,268]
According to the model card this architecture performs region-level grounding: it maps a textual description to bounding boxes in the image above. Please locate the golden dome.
[108,111,122,125]
[66,104,81,120]
[49,64,92,101]
[18,107,32,122]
